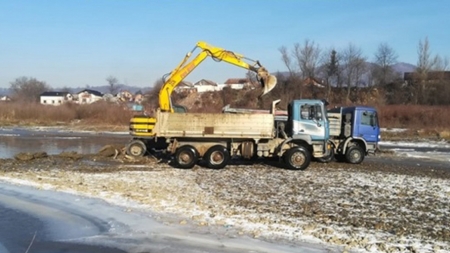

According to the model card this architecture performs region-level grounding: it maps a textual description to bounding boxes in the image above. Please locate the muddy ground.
[0,147,449,253]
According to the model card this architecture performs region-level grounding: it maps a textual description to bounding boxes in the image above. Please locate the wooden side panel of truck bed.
[153,111,275,138]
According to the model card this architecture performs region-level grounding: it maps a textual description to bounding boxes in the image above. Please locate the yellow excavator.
[158,41,277,112]
[129,41,277,138]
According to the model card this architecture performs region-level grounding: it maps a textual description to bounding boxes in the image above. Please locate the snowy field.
[0,157,449,253]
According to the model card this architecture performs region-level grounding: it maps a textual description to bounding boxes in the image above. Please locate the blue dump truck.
[128,100,379,170]
[318,106,380,164]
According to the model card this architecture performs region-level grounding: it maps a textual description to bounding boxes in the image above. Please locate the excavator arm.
[159,41,277,112]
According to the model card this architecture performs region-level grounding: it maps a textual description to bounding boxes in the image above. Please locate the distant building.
[40,91,69,106]
[224,78,249,90]
[0,95,11,102]
[77,89,103,104]
[193,79,219,93]
[174,81,194,93]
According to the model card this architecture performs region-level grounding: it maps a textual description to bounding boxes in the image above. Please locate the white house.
[0,95,11,102]
[193,79,221,93]
[77,89,103,104]
[224,78,248,90]
[40,91,69,106]
[174,81,194,93]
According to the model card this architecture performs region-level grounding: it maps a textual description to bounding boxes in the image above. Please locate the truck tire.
[345,145,365,164]
[203,145,230,169]
[284,146,311,170]
[317,148,334,163]
[174,145,199,169]
[126,140,147,157]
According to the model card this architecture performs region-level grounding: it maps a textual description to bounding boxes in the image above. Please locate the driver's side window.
[300,105,311,120]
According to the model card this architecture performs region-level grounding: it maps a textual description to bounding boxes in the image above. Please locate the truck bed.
[152,111,275,139]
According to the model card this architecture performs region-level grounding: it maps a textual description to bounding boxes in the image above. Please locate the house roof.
[194,79,217,86]
[78,89,103,96]
[40,91,69,97]
[180,81,193,87]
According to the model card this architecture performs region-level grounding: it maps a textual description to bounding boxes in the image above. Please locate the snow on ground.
[379,140,450,162]
[381,128,408,133]
[380,140,450,149]
[0,162,449,253]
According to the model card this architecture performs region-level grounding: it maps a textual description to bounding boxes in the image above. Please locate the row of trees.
[276,37,449,105]
[6,37,449,106]
[6,75,124,103]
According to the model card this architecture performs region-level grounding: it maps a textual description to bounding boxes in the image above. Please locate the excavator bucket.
[257,67,277,97]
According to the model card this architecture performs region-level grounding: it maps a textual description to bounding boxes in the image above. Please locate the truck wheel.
[174,145,199,169]
[345,145,365,164]
[284,146,311,170]
[126,140,147,157]
[317,148,334,163]
[204,145,230,169]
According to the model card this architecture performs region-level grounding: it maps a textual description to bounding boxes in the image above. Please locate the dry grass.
[377,104,450,129]
[0,101,132,129]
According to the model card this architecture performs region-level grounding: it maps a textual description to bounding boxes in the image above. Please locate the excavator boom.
[159,41,277,112]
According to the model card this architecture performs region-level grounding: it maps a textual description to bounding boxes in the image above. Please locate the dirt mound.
[14,152,48,161]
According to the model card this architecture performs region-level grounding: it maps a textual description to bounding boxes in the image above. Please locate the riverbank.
[0,151,449,253]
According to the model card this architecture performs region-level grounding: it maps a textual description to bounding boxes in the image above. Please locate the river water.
[0,127,130,159]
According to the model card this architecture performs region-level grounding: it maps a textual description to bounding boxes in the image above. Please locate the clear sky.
[1,0,449,89]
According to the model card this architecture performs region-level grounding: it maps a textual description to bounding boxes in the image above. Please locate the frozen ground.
[380,140,450,162]
[0,182,327,253]
[0,153,449,253]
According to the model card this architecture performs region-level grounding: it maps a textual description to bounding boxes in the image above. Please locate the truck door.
[356,109,380,142]
[292,103,327,141]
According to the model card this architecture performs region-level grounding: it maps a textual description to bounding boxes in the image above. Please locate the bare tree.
[341,44,367,103]
[145,78,164,110]
[279,46,296,77]
[279,40,321,99]
[279,45,301,100]
[106,75,121,94]
[293,39,321,79]
[416,37,435,74]
[433,55,449,71]
[413,37,441,104]
[10,77,51,102]
[373,42,398,86]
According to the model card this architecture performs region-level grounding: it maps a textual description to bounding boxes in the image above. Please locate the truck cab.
[279,99,332,160]
[325,106,380,164]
